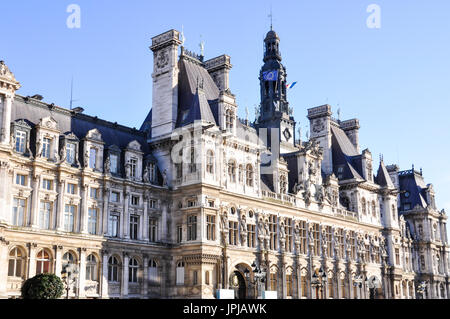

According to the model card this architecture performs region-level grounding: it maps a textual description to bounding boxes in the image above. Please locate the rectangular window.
[15,130,26,153]
[130,215,139,240]
[326,226,333,254]
[130,158,137,178]
[42,179,52,190]
[350,231,356,260]
[67,183,76,195]
[187,200,196,207]
[108,214,119,237]
[12,198,25,226]
[110,192,119,202]
[269,215,278,251]
[189,147,196,173]
[206,215,216,241]
[177,225,183,243]
[66,143,76,164]
[149,218,158,242]
[337,228,345,259]
[89,148,97,169]
[39,201,51,229]
[148,163,155,182]
[15,174,26,186]
[247,224,256,248]
[301,275,307,297]
[286,274,293,297]
[270,273,277,292]
[90,187,98,199]
[313,224,320,256]
[42,138,51,159]
[88,208,98,235]
[299,221,307,254]
[149,199,157,209]
[228,221,238,245]
[187,215,197,241]
[285,218,293,252]
[64,205,76,232]
[110,154,118,174]
[131,195,139,206]
[395,248,400,265]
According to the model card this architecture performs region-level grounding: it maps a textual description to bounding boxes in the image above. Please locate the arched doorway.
[367,275,382,299]
[231,271,247,299]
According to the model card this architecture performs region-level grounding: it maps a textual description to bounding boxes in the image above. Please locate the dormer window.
[225,109,234,132]
[89,148,97,169]
[110,154,119,174]
[42,138,51,159]
[66,143,76,165]
[15,130,26,153]
[130,158,137,178]
[148,163,156,182]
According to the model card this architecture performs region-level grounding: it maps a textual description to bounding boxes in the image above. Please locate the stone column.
[54,245,63,278]
[0,95,12,145]
[56,180,65,231]
[0,161,10,224]
[123,192,130,239]
[143,196,149,241]
[102,187,109,235]
[78,248,87,298]
[80,184,89,234]
[30,175,41,228]
[142,254,149,298]
[122,253,129,298]
[101,251,109,298]
[0,238,9,298]
[27,243,38,279]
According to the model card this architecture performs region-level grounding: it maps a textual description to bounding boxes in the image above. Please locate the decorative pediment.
[127,140,142,151]
[85,128,103,142]
[38,117,59,131]
[64,132,79,141]
[13,119,32,130]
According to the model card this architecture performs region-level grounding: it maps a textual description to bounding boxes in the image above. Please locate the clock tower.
[256,29,296,154]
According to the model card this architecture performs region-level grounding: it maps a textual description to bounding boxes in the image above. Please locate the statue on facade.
[315,184,325,203]
[36,140,42,157]
[264,220,270,237]
[84,148,90,167]
[308,227,314,246]
[59,144,67,163]
[279,221,286,240]
[125,161,131,178]
[162,169,168,187]
[143,164,150,183]
[104,155,111,174]
[294,225,301,244]
[334,232,340,257]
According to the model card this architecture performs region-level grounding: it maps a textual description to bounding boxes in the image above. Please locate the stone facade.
[0,28,448,299]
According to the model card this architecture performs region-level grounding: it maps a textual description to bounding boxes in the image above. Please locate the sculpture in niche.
[104,155,111,174]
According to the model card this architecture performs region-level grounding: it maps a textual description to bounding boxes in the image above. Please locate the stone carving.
[315,184,325,204]
[312,118,325,133]
[302,180,311,206]
[36,139,42,158]
[0,60,17,81]
[162,169,167,186]
[125,161,131,179]
[292,182,303,195]
[240,215,247,245]
[156,49,169,69]
[334,232,340,257]
[308,227,314,246]
[294,225,301,244]
[264,220,270,237]
[59,144,67,163]
[84,149,90,167]
[279,221,286,240]
[321,230,327,256]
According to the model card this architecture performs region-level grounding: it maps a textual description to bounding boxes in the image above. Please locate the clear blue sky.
[2,0,450,226]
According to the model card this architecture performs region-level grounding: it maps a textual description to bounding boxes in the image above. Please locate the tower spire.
[268,6,273,31]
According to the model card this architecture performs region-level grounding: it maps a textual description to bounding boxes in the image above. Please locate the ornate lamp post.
[244,260,267,299]
[61,263,79,299]
[353,275,367,299]
[416,281,427,299]
[311,266,327,299]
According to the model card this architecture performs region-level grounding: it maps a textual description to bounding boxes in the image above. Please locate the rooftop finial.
[181,25,186,46]
[268,6,273,31]
[199,34,205,57]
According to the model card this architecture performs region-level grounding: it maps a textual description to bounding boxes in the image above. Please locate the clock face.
[405,191,410,198]
[283,128,291,141]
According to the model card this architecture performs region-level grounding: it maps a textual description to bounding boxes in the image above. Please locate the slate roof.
[398,170,430,211]
[375,160,395,189]
[12,95,151,154]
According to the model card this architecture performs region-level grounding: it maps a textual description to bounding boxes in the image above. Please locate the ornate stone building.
[0,28,448,299]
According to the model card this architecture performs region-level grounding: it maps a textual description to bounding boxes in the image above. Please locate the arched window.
[149,259,158,284]
[361,198,366,215]
[36,249,52,274]
[270,267,278,292]
[108,256,119,282]
[328,276,334,299]
[8,247,25,278]
[86,254,98,281]
[301,274,307,298]
[129,258,139,283]
[206,150,214,174]
[176,261,185,285]
[228,160,236,183]
[340,277,346,299]
[246,164,254,187]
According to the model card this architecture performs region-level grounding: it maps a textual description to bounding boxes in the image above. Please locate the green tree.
[21,274,64,299]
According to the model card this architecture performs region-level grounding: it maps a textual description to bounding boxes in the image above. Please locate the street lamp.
[416,281,427,299]
[61,263,79,299]
[311,266,327,299]
[244,260,266,299]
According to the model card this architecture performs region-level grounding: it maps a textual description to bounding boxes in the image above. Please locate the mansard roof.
[376,160,395,189]
[330,125,363,181]
[12,95,150,154]
[176,52,219,128]
[398,169,430,211]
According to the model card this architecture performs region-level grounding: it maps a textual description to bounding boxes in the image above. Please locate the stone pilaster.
[143,195,149,241]
[30,175,40,228]
[56,180,65,231]
[102,187,109,235]
[142,254,148,298]
[27,242,38,279]
[0,237,10,298]
[101,251,109,298]
[78,248,87,298]
[80,184,89,234]
[54,245,64,278]
[123,192,130,239]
